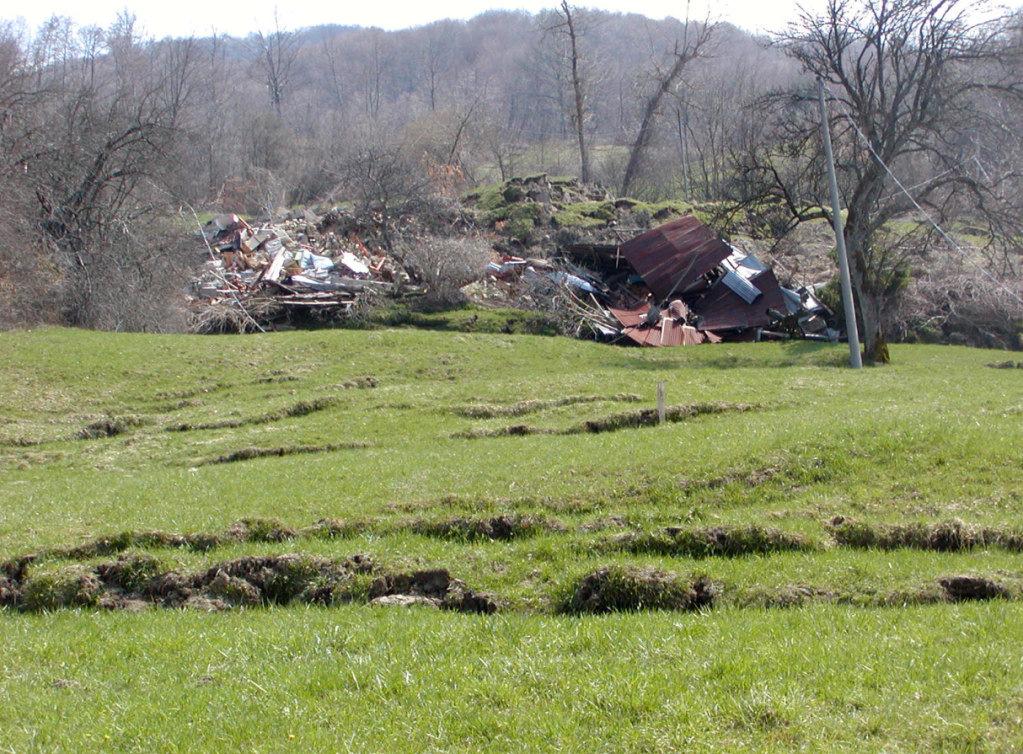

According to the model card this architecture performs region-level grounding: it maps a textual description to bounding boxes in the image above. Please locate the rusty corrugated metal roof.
[689,269,786,331]
[610,306,720,347]
[618,215,732,301]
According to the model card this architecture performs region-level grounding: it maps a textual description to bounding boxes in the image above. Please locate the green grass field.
[1,327,1022,751]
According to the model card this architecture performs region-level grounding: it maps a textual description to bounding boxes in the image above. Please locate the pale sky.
[4,0,810,38]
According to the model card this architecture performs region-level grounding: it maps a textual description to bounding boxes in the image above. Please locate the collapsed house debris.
[470,215,837,346]
[190,212,409,333]
[190,206,834,346]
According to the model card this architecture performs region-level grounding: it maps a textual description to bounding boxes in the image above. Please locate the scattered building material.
[190,212,410,333]
[467,213,837,346]
[190,205,835,347]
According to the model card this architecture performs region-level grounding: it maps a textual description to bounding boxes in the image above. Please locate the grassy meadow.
[1,326,1021,751]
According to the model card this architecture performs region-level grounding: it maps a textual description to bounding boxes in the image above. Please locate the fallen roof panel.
[610,306,720,347]
[617,215,732,301]
[688,269,787,331]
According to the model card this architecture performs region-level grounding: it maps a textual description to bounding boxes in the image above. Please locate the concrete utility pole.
[817,77,863,369]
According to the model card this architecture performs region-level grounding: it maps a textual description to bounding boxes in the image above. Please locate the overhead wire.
[823,86,1023,306]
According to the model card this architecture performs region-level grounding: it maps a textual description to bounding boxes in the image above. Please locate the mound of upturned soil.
[939,575,1012,601]
[828,518,1023,552]
[616,525,816,558]
[413,514,561,542]
[369,569,498,613]
[561,565,718,613]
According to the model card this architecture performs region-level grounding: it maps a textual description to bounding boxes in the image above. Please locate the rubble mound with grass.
[462,174,707,245]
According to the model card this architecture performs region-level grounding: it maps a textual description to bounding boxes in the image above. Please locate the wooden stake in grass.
[656,382,666,425]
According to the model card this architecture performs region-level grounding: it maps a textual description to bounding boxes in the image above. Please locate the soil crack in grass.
[613,525,817,558]
[453,402,760,439]
[828,517,1023,552]
[453,394,643,419]
[199,442,370,465]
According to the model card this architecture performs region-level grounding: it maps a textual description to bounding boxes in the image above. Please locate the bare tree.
[620,20,715,196]
[252,12,297,115]
[543,2,593,182]
[2,17,202,329]
[735,0,1023,361]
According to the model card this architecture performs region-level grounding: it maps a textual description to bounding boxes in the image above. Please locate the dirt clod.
[0,576,20,606]
[454,403,758,439]
[77,417,137,440]
[579,403,757,433]
[454,394,642,419]
[829,518,1023,552]
[371,594,440,608]
[167,397,338,432]
[95,552,164,592]
[369,568,498,614]
[206,569,263,605]
[201,442,369,465]
[21,565,102,611]
[226,518,297,543]
[939,575,1011,601]
[301,518,360,539]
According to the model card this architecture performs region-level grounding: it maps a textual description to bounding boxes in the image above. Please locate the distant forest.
[1,2,1020,342]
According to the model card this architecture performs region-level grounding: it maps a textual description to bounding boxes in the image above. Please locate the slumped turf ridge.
[1,327,1021,750]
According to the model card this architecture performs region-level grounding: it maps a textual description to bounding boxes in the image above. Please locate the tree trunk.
[561,2,591,184]
[621,48,693,197]
[845,220,890,365]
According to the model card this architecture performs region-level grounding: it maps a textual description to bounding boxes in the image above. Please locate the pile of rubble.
[190,206,835,346]
[473,215,836,346]
[190,212,409,333]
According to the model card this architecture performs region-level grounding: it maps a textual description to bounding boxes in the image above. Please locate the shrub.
[399,235,492,309]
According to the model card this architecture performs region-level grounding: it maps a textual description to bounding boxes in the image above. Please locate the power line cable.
[824,86,1023,307]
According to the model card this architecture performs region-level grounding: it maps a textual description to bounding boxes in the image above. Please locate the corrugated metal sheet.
[721,269,762,304]
[610,306,720,347]
[617,215,732,300]
[689,269,786,331]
